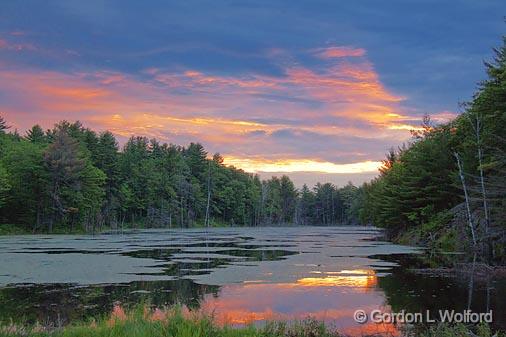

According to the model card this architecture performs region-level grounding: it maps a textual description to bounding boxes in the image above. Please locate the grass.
[418,322,500,337]
[0,223,93,236]
[0,219,230,236]
[0,306,340,337]
[0,224,31,235]
[0,306,502,337]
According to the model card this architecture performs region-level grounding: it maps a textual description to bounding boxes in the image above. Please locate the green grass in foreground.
[0,306,502,337]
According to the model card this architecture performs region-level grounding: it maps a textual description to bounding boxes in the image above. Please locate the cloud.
[223,157,381,174]
[1,44,417,183]
[0,37,37,51]
[312,46,366,59]
[246,130,267,137]
[431,110,459,123]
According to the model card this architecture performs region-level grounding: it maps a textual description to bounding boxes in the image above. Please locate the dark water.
[0,227,504,335]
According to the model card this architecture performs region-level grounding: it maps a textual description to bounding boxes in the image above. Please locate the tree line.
[0,118,361,232]
[357,36,506,260]
[1,36,504,260]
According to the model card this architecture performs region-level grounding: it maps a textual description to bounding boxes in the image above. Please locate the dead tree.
[469,114,490,234]
[204,160,212,227]
[454,151,477,246]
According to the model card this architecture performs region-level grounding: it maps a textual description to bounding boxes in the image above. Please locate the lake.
[0,226,504,336]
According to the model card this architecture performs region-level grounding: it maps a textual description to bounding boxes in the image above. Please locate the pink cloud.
[0,36,37,51]
[431,110,459,123]
[0,45,414,173]
[313,46,366,59]
[9,31,27,36]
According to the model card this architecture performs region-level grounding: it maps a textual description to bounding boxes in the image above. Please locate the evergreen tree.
[0,163,10,209]
[44,130,105,232]
[1,139,48,229]
[0,115,9,133]
[279,175,297,223]
[95,131,120,226]
[25,125,47,143]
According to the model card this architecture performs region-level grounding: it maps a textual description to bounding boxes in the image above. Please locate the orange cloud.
[152,68,281,93]
[387,124,424,131]
[40,86,110,100]
[223,157,381,174]
[285,64,402,105]
[313,46,366,59]
[431,110,458,123]
[0,45,414,176]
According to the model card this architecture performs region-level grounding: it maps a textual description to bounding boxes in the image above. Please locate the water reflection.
[0,280,218,326]
[376,254,506,331]
[198,268,396,335]
[0,227,504,335]
[297,269,377,288]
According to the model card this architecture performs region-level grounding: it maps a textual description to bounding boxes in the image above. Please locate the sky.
[0,1,504,187]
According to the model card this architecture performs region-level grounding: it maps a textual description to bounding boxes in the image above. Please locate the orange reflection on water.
[297,269,377,288]
[198,268,397,336]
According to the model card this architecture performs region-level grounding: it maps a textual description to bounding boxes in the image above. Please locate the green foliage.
[0,307,500,337]
[359,126,457,232]
[0,137,47,228]
[0,114,361,232]
[419,322,501,337]
[0,224,29,235]
[357,35,506,257]
[43,130,106,232]
[279,175,297,223]
[25,125,47,144]
[0,307,342,337]
[0,163,10,209]
[0,116,9,133]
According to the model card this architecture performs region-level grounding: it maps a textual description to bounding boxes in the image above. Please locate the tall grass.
[0,305,340,337]
[0,305,501,337]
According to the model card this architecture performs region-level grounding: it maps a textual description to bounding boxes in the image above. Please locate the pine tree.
[44,130,86,232]
[0,163,10,208]
[25,125,46,143]
[0,115,9,133]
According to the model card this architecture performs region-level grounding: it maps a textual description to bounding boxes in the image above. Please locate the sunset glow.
[0,1,496,186]
[223,157,382,174]
[0,3,504,337]
[197,269,388,334]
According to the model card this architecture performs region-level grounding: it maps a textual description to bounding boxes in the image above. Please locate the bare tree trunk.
[454,152,477,246]
[204,161,211,227]
[467,253,477,310]
[469,114,494,260]
[180,196,184,228]
[331,193,335,224]
[472,115,490,234]
[474,115,495,261]
[34,201,41,233]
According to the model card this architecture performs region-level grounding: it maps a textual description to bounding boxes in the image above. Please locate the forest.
[0,37,505,262]
[358,37,506,260]
[0,117,361,233]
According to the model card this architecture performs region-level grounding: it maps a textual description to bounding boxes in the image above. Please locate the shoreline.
[0,305,500,337]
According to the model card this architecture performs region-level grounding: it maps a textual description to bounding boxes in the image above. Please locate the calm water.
[0,226,504,335]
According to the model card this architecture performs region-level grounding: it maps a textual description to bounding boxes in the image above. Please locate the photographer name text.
[353,309,493,324]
